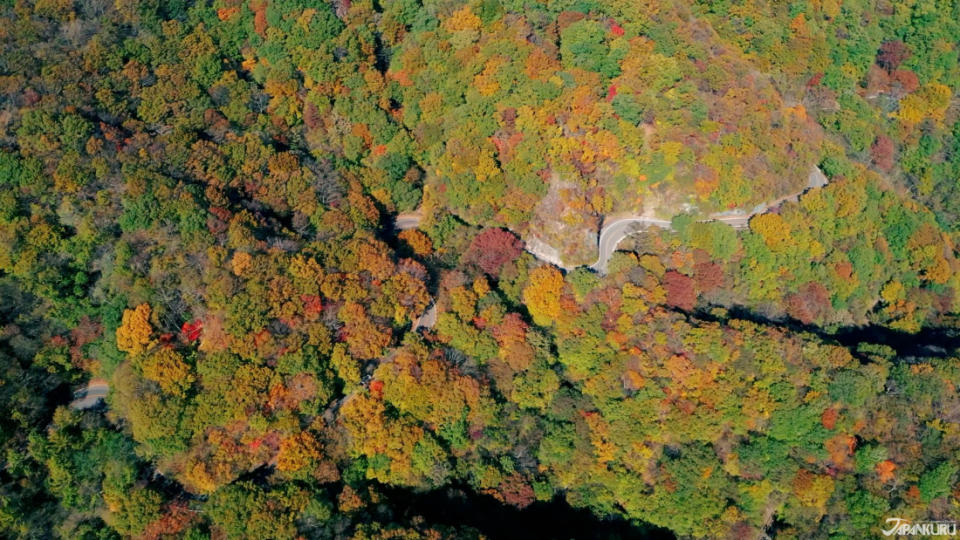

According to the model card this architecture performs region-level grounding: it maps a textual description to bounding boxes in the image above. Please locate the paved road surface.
[391,165,828,275]
[70,378,109,410]
[590,217,673,273]
[395,212,422,231]
[589,167,828,273]
[589,214,755,273]
[59,172,827,413]
[412,304,437,330]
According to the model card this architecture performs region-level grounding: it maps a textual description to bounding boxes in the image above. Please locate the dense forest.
[1,0,959,538]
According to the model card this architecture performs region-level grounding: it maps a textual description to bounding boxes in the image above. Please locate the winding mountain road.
[589,214,753,273]
[589,166,828,274]
[392,166,828,275]
[590,217,673,273]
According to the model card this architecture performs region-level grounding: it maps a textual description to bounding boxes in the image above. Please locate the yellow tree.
[340,393,426,486]
[750,213,792,251]
[523,266,565,326]
[139,347,194,397]
[276,432,322,473]
[894,83,951,129]
[117,303,154,355]
[792,469,835,518]
[398,229,432,257]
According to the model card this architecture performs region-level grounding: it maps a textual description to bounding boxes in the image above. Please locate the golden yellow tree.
[894,83,951,129]
[792,469,835,517]
[277,432,322,472]
[116,303,154,355]
[139,347,194,397]
[523,266,565,326]
[231,251,253,276]
[398,229,433,257]
[750,213,792,251]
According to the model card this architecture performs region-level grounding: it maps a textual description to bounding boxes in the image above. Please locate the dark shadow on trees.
[378,484,676,540]
[691,304,960,360]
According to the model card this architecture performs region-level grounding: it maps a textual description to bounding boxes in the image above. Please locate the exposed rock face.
[524,173,602,268]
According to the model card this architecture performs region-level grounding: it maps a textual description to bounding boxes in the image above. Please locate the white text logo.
[882,518,957,537]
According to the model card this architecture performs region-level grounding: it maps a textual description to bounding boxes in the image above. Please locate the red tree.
[877,40,909,72]
[694,262,724,293]
[140,502,195,540]
[494,473,536,508]
[463,228,524,275]
[181,319,203,342]
[870,135,895,171]
[663,271,696,311]
[786,282,831,324]
[786,293,814,324]
[891,69,919,94]
[301,294,323,316]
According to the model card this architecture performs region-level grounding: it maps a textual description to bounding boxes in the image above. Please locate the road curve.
[70,378,109,410]
[589,167,829,274]
[390,165,827,275]
[412,304,438,330]
[589,213,760,273]
[590,217,673,274]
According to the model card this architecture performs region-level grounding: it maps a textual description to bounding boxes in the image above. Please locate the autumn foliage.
[116,304,153,355]
[3,1,960,539]
[663,271,696,311]
[463,228,524,275]
[523,266,566,326]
